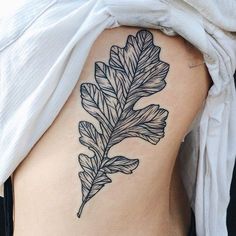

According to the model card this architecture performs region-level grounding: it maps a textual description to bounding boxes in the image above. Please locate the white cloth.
[0,0,236,235]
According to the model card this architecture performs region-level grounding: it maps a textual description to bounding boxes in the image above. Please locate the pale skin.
[12,27,211,236]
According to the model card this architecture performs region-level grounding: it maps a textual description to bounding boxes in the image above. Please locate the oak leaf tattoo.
[77,29,169,218]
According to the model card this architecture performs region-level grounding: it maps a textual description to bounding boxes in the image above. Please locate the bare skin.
[0,185,3,197]
[12,27,211,236]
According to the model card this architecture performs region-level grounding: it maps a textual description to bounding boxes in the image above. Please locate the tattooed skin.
[77,29,169,218]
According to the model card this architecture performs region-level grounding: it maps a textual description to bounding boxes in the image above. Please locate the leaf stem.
[77,200,86,218]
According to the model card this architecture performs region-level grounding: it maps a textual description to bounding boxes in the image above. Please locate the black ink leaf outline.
[77,29,169,218]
